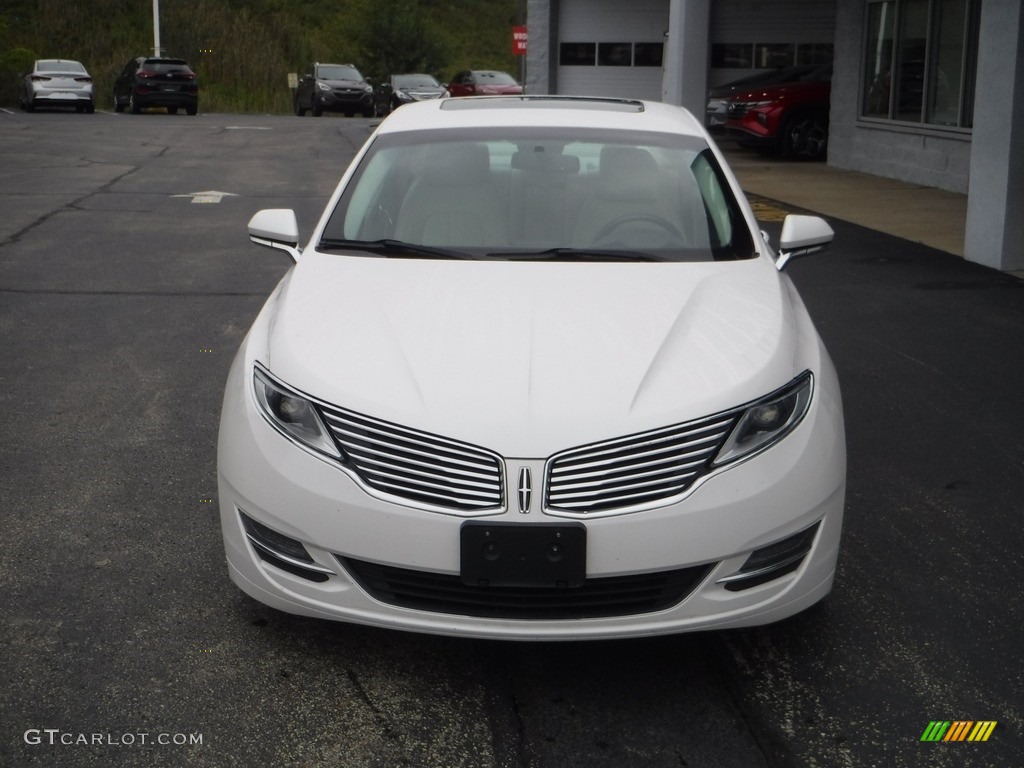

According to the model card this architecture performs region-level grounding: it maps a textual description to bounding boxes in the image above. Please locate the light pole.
[152,0,162,56]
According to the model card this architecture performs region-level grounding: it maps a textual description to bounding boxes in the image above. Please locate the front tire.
[783,113,828,160]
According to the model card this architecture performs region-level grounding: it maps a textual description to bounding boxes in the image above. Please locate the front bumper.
[727,109,784,148]
[317,90,373,111]
[217,347,845,640]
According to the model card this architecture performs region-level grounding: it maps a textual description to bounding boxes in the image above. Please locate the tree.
[353,0,446,79]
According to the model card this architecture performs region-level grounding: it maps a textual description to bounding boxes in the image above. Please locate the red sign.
[512,26,527,56]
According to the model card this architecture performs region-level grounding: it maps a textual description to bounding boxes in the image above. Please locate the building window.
[560,43,596,66]
[712,44,754,69]
[862,0,979,128]
[597,43,632,67]
[797,44,834,66]
[634,43,664,67]
[712,43,832,70]
[560,42,664,68]
[754,43,795,68]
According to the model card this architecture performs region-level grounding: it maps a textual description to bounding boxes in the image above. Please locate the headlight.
[714,372,813,466]
[317,82,331,91]
[363,84,373,93]
[253,366,341,458]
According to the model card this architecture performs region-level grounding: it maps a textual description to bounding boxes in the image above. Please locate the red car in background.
[447,70,522,97]
[725,65,831,160]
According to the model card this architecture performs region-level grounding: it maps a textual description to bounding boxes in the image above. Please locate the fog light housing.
[716,521,820,591]
[239,511,334,582]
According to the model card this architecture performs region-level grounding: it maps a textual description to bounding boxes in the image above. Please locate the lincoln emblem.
[517,466,532,514]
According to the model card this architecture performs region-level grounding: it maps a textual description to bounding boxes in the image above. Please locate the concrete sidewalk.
[721,143,969,258]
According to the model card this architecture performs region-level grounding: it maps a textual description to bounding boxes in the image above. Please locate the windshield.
[321,127,756,262]
[318,65,362,81]
[475,71,517,85]
[38,60,87,74]
[394,75,440,88]
[144,59,193,74]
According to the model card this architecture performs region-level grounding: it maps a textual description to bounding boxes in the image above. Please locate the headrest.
[421,143,491,185]
[599,146,658,201]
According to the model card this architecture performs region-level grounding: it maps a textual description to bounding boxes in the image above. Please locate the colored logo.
[921,721,997,742]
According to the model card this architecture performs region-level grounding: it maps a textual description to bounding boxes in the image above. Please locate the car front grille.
[726,102,755,119]
[338,557,714,620]
[545,413,739,514]
[318,404,504,512]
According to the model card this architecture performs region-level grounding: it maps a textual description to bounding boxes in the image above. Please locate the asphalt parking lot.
[1,108,1021,768]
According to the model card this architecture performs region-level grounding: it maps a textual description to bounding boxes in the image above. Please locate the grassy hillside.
[1,0,520,112]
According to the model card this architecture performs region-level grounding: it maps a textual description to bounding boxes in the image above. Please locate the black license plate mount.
[460,521,586,588]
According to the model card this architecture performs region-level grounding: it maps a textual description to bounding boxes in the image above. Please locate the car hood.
[322,78,366,88]
[262,253,801,456]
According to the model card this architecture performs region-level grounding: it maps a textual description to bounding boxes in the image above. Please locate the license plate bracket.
[460,522,586,588]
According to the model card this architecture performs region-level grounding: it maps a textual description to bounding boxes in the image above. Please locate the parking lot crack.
[704,633,802,768]
[0,165,140,249]
[345,668,411,760]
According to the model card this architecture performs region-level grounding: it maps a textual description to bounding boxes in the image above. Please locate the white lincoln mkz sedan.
[218,96,845,640]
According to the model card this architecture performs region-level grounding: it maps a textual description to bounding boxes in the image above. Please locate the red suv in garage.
[725,65,831,160]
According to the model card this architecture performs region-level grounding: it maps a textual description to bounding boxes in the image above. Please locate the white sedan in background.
[218,95,845,640]
[19,59,94,113]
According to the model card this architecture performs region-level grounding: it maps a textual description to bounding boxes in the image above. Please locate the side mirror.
[248,209,301,263]
[775,214,834,271]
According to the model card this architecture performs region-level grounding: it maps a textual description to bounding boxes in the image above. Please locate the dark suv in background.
[114,57,198,115]
[294,63,374,117]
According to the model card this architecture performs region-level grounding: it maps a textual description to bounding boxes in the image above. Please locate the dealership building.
[524,0,1022,273]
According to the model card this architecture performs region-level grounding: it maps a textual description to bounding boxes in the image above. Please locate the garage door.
[556,0,668,100]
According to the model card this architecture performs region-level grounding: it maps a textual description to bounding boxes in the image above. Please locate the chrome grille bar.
[318,404,503,512]
[546,414,739,514]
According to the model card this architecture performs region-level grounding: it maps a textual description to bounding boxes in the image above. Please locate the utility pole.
[153,0,162,56]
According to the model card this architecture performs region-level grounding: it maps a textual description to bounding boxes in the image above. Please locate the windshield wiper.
[317,238,477,260]
[487,247,671,262]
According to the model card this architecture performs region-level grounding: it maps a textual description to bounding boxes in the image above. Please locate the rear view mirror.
[248,209,301,262]
[775,214,834,271]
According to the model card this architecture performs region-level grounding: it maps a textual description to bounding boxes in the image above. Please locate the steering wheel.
[593,213,684,247]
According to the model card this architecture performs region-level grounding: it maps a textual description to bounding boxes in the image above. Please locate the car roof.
[376,96,707,138]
